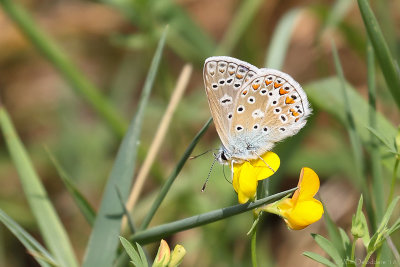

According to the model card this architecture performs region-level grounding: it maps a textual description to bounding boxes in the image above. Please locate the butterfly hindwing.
[230,69,311,156]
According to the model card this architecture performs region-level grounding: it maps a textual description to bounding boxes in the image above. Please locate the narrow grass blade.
[82,27,168,267]
[322,203,345,257]
[303,251,336,267]
[116,187,136,234]
[46,148,96,226]
[264,8,302,69]
[305,77,399,176]
[133,188,296,244]
[311,234,344,267]
[139,117,213,231]
[216,0,264,55]
[0,0,127,137]
[0,106,78,267]
[366,38,384,222]
[0,209,56,267]
[357,0,400,109]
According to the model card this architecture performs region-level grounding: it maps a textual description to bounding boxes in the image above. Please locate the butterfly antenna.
[201,157,217,192]
[254,152,275,173]
[190,149,215,160]
[222,164,232,184]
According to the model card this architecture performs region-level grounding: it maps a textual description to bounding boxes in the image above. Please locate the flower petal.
[293,167,320,203]
[285,199,324,230]
[252,152,280,180]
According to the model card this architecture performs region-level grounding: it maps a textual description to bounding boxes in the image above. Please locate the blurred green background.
[0,0,399,266]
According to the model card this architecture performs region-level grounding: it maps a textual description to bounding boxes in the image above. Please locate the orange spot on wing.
[236,74,243,79]
[242,90,248,95]
[274,82,282,88]
[265,80,272,85]
[279,88,289,95]
[252,84,260,90]
[285,97,295,104]
[229,71,235,75]
[219,69,225,73]
[289,108,300,116]
[295,118,299,122]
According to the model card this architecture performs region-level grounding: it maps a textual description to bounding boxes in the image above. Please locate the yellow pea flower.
[232,152,280,204]
[263,167,323,230]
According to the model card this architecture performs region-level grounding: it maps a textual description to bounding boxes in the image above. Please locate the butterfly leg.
[254,151,275,173]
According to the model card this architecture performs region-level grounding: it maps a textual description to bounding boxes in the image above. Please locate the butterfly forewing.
[203,56,259,148]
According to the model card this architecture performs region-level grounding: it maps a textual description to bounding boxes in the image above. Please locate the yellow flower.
[264,167,324,230]
[232,152,280,204]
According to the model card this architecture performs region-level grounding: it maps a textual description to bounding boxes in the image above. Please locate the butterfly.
[203,56,311,167]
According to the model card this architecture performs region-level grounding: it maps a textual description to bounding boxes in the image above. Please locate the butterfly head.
[214,147,231,165]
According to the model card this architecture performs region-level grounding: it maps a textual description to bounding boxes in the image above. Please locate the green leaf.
[119,237,148,267]
[133,188,296,244]
[0,106,78,267]
[82,27,168,267]
[264,8,303,69]
[303,251,337,267]
[323,203,346,257]
[338,228,351,256]
[305,77,399,176]
[366,127,397,154]
[0,209,56,267]
[357,0,400,109]
[46,147,96,226]
[311,234,344,267]
[378,196,399,233]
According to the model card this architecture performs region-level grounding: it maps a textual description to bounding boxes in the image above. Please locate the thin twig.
[122,64,193,228]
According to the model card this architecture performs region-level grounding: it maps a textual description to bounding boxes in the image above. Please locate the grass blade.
[311,234,344,267]
[0,209,56,267]
[133,188,296,244]
[82,26,168,267]
[0,0,127,137]
[216,0,264,55]
[0,106,78,267]
[139,117,213,230]
[305,77,399,176]
[264,8,302,69]
[366,38,384,223]
[46,148,96,226]
[357,0,400,109]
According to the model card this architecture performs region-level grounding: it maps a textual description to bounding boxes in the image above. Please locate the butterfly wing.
[203,56,259,148]
[229,69,311,157]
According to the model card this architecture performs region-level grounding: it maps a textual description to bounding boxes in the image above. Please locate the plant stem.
[351,238,357,262]
[251,225,258,267]
[387,158,400,207]
[361,251,374,267]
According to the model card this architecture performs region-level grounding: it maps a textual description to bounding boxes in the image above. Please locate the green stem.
[387,158,400,207]
[251,225,258,267]
[139,118,212,230]
[351,238,357,262]
[361,251,374,267]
